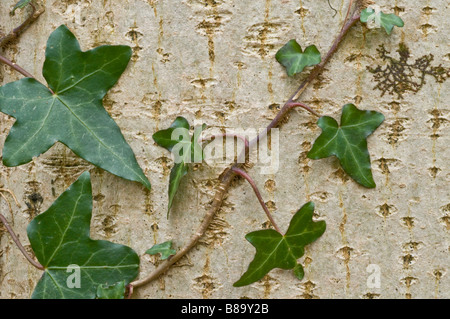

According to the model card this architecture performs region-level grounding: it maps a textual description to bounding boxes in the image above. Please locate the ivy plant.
[28,172,139,299]
[308,104,385,188]
[152,117,206,216]
[233,202,326,287]
[360,7,404,35]
[275,40,321,77]
[0,25,151,190]
[0,0,407,298]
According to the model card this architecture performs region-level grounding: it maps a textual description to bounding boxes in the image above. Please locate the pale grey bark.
[0,0,448,298]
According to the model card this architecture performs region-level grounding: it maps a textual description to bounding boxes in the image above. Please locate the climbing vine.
[0,0,412,298]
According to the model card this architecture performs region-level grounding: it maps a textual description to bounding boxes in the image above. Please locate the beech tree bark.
[0,0,448,298]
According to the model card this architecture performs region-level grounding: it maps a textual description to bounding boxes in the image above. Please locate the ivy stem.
[0,5,54,95]
[130,3,362,295]
[0,54,55,95]
[231,167,281,233]
[0,54,35,79]
[0,3,44,48]
[0,213,44,271]
[286,102,321,117]
[130,168,236,289]
[249,12,360,150]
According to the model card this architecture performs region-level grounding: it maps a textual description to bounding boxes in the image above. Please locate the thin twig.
[0,54,55,94]
[0,4,53,93]
[248,12,360,150]
[0,188,22,208]
[342,0,355,31]
[0,54,35,78]
[0,3,44,48]
[131,168,236,288]
[231,167,281,233]
[0,195,44,271]
[130,2,362,294]
[286,102,321,117]
[328,0,338,18]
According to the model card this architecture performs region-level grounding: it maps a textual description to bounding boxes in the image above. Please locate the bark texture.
[0,0,448,298]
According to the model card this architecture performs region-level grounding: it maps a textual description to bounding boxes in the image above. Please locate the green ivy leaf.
[234,202,325,287]
[0,25,151,190]
[151,116,190,152]
[293,264,305,280]
[276,40,321,76]
[167,162,189,216]
[360,8,404,35]
[145,241,176,260]
[153,117,206,216]
[27,172,140,299]
[307,104,385,188]
[96,281,126,299]
[11,0,32,15]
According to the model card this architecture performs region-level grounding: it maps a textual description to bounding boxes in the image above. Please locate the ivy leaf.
[0,25,151,190]
[96,281,126,299]
[293,264,305,280]
[234,202,325,287]
[360,7,404,35]
[167,162,189,216]
[153,117,206,216]
[145,241,176,260]
[307,104,384,188]
[276,40,321,76]
[11,0,32,15]
[27,171,140,299]
[151,116,190,152]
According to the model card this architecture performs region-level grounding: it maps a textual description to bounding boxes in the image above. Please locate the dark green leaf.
[153,117,206,216]
[11,0,32,15]
[234,202,325,287]
[360,8,404,35]
[167,162,188,216]
[27,172,140,299]
[307,104,384,188]
[276,40,321,76]
[152,116,190,152]
[145,241,176,260]
[0,25,151,190]
[96,281,126,299]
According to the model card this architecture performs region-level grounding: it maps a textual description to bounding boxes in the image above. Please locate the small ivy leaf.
[307,104,385,188]
[153,117,206,216]
[233,202,325,287]
[0,25,151,190]
[11,0,32,15]
[96,281,126,299]
[167,162,188,217]
[276,40,321,77]
[360,7,404,35]
[152,116,190,153]
[27,172,140,299]
[293,264,305,281]
[145,241,176,260]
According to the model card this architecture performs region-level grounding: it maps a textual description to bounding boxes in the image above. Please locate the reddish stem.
[0,213,44,271]
[231,167,282,233]
[286,102,321,117]
[0,54,35,78]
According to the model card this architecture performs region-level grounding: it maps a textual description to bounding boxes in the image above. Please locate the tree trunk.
[0,0,448,299]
